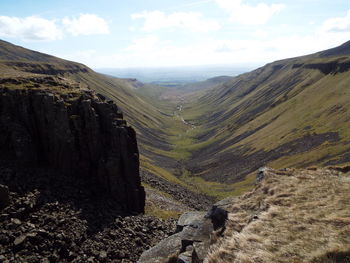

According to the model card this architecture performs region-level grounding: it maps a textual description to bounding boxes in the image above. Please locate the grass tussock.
[204,167,350,263]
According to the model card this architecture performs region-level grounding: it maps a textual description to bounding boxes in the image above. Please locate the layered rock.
[0,83,145,213]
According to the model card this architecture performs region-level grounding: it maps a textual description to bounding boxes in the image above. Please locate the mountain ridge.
[176,40,350,185]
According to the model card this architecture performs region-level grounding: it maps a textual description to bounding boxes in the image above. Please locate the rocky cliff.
[0,76,145,213]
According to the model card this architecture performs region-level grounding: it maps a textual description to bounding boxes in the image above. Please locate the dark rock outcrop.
[205,206,228,230]
[0,184,10,209]
[0,86,145,213]
[304,61,350,74]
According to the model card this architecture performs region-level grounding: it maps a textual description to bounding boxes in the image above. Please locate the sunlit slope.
[182,41,350,183]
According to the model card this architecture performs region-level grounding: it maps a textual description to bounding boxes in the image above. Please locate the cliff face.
[0,77,145,213]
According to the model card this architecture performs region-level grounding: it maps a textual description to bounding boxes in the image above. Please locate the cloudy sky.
[1,0,350,68]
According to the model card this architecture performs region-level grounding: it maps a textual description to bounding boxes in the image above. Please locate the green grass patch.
[144,202,182,220]
[181,169,256,200]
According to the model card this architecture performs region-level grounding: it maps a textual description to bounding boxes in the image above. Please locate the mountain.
[177,41,350,185]
[318,40,350,57]
[0,39,215,218]
[3,39,350,203]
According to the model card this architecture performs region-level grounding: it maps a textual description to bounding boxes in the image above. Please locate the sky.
[0,0,350,69]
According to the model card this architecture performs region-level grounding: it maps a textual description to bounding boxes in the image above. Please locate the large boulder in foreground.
[138,211,213,263]
[139,207,229,263]
[0,78,145,213]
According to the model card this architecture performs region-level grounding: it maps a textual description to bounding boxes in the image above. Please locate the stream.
[174,99,196,131]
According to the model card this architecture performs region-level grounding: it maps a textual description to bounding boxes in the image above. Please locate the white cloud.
[0,14,110,41]
[322,10,350,33]
[61,28,350,69]
[127,35,161,52]
[113,30,349,68]
[215,0,285,25]
[253,29,269,38]
[62,14,110,36]
[0,16,63,41]
[131,11,220,32]
[55,9,350,69]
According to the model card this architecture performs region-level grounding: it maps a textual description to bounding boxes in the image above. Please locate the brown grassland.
[205,167,350,263]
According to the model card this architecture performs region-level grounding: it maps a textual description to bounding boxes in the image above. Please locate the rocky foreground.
[1,164,350,263]
[0,163,175,263]
[137,166,350,263]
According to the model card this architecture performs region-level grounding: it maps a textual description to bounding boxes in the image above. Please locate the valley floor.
[139,95,257,219]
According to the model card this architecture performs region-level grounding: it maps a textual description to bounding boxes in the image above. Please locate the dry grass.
[205,167,350,263]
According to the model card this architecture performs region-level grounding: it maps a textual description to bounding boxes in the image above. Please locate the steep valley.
[134,41,350,203]
[175,42,350,184]
[0,39,350,262]
[2,39,350,213]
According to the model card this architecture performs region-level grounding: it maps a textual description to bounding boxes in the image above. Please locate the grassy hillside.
[205,167,350,263]
[176,43,350,185]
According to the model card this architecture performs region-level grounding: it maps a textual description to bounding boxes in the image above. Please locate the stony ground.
[141,170,214,211]
[0,163,176,263]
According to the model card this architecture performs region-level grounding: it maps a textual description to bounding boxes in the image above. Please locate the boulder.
[138,208,225,263]
[205,206,228,230]
[256,167,269,183]
[176,212,206,232]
